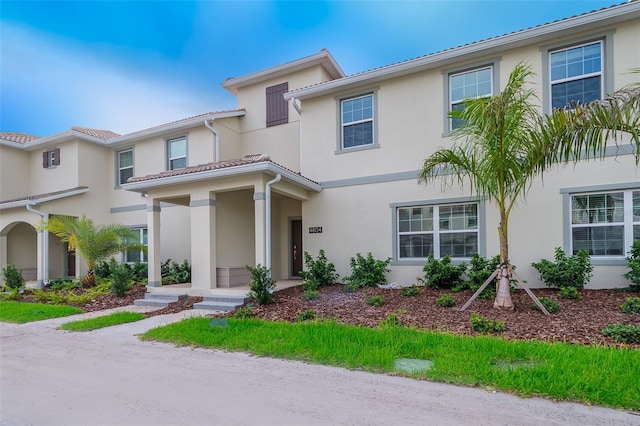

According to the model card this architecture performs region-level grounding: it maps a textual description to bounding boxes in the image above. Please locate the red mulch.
[249,284,640,348]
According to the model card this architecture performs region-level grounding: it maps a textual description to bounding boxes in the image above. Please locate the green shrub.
[623,240,640,291]
[344,282,359,293]
[246,264,275,305]
[365,294,383,307]
[531,247,593,289]
[2,264,25,290]
[602,324,640,343]
[421,255,466,289]
[302,278,319,292]
[299,250,339,287]
[111,262,133,297]
[469,313,505,333]
[344,252,391,288]
[532,297,561,314]
[94,259,114,279]
[463,254,501,299]
[436,294,456,307]
[233,306,254,319]
[401,286,419,297]
[379,313,400,328]
[131,260,148,283]
[295,309,316,322]
[161,259,191,284]
[49,279,79,291]
[559,286,582,300]
[303,289,319,300]
[620,297,640,314]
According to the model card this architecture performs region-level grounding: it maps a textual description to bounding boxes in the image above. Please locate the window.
[341,94,374,149]
[42,148,60,168]
[266,82,288,127]
[550,41,602,110]
[397,202,478,259]
[167,137,187,170]
[117,149,133,186]
[449,67,492,130]
[570,190,639,256]
[125,228,147,263]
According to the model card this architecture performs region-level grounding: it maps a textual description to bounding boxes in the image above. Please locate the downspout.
[26,204,48,288]
[204,119,219,162]
[290,97,302,115]
[265,173,282,278]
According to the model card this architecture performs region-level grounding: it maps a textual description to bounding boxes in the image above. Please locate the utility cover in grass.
[210,318,228,328]
[394,358,434,374]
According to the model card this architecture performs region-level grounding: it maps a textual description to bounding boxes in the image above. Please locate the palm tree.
[418,62,632,310]
[43,215,144,286]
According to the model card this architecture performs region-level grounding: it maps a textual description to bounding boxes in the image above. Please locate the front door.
[291,220,303,277]
[66,245,76,278]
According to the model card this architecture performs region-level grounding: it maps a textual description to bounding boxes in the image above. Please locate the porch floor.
[146,279,302,297]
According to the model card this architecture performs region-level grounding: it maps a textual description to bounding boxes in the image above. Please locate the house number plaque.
[309,227,323,234]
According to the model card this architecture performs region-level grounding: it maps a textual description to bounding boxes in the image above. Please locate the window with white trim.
[449,67,492,130]
[570,190,639,256]
[397,202,478,259]
[550,41,602,110]
[167,136,187,170]
[341,94,374,149]
[125,228,147,263]
[117,149,133,186]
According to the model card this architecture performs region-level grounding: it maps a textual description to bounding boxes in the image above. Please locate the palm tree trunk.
[494,212,514,310]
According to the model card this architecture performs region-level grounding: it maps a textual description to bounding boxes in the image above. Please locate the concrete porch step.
[133,293,188,308]
[193,295,249,312]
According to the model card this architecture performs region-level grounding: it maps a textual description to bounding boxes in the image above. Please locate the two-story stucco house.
[1,2,639,293]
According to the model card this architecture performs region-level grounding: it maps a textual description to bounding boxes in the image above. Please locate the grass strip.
[142,318,640,410]
[61,312,145,331]
[0,301,83,323]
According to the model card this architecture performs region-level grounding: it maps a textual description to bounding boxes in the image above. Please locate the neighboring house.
[1,2,638,291]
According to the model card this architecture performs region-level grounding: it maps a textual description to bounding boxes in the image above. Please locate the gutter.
[25,204,48,288]
[204,119,220,162]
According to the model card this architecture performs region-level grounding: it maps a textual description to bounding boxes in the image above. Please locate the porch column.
[147,199,162,287]
[190,193,217,290]
[35,229,45,288]
[254,189,267,266]
[0,234,7,277]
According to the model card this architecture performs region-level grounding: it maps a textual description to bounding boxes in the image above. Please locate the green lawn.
[142,317,640,410]
[60,311,145,331]
[0,301,83,323]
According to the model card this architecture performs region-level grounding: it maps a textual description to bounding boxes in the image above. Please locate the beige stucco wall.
[6,222,36,271]
[29,141,79,195]
[216,190,256,268]
[0,146,30,201]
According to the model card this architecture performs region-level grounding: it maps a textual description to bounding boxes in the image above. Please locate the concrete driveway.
[1,309,638,426]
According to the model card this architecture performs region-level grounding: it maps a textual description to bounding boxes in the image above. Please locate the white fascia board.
[4,130,107,151]
[122,162,322,193]
[285,3,640,101]
[0,187,90,210]
[105,110,246,148]
[222,50,345,94]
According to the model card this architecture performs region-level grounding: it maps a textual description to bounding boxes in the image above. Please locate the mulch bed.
[249,284,640,348]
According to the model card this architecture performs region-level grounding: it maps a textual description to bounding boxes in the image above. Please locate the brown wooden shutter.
[266,82,288,127]
[53,148,61,165]
[43,151,49,168]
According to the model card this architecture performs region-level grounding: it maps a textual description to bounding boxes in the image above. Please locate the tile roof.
[0,132,41,144]
[71,126,120,139]
[0,186,89,205]
[127,154,273,183]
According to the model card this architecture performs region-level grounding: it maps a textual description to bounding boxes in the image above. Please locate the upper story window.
[570,189,639,257]
[117,149,133,186]
[397,202,479,259]
[42,148,60,169]
[550,41,602,110]
[341,94,374,149]
[449,66,492,131]
[167,136,187,170]
[266,82,288,127]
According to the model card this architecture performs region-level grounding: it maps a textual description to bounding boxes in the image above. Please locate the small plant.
[110,262,133,297]
[621,297,640,314]
[302,278,320,292]
[299,250,339,287]
[463,254,502,299]
[344,282,359,293]
[365,294,384,307]
[532,297,561,314]
[303,289,319,300]
[435,294,456,307]
[602,324,640,343]
[94,259,115,279]
[379,313,400,328]
[469,313,505,333]
[161,259,191,284]
[421,255,466,289]
[623,240,640,290]
[344,252,391,288]
[246,264,275,305]
[532,247,593,289]
[401,286,419,297]
[2,264,25,291]
[233,306,254,319]
[295,309,316,322]
[49,279,79,291]
[558,286,582,300]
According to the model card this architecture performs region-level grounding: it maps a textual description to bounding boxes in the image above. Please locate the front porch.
[146,279,302,297]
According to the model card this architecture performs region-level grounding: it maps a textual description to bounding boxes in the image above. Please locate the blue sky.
[1,0,619,137]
